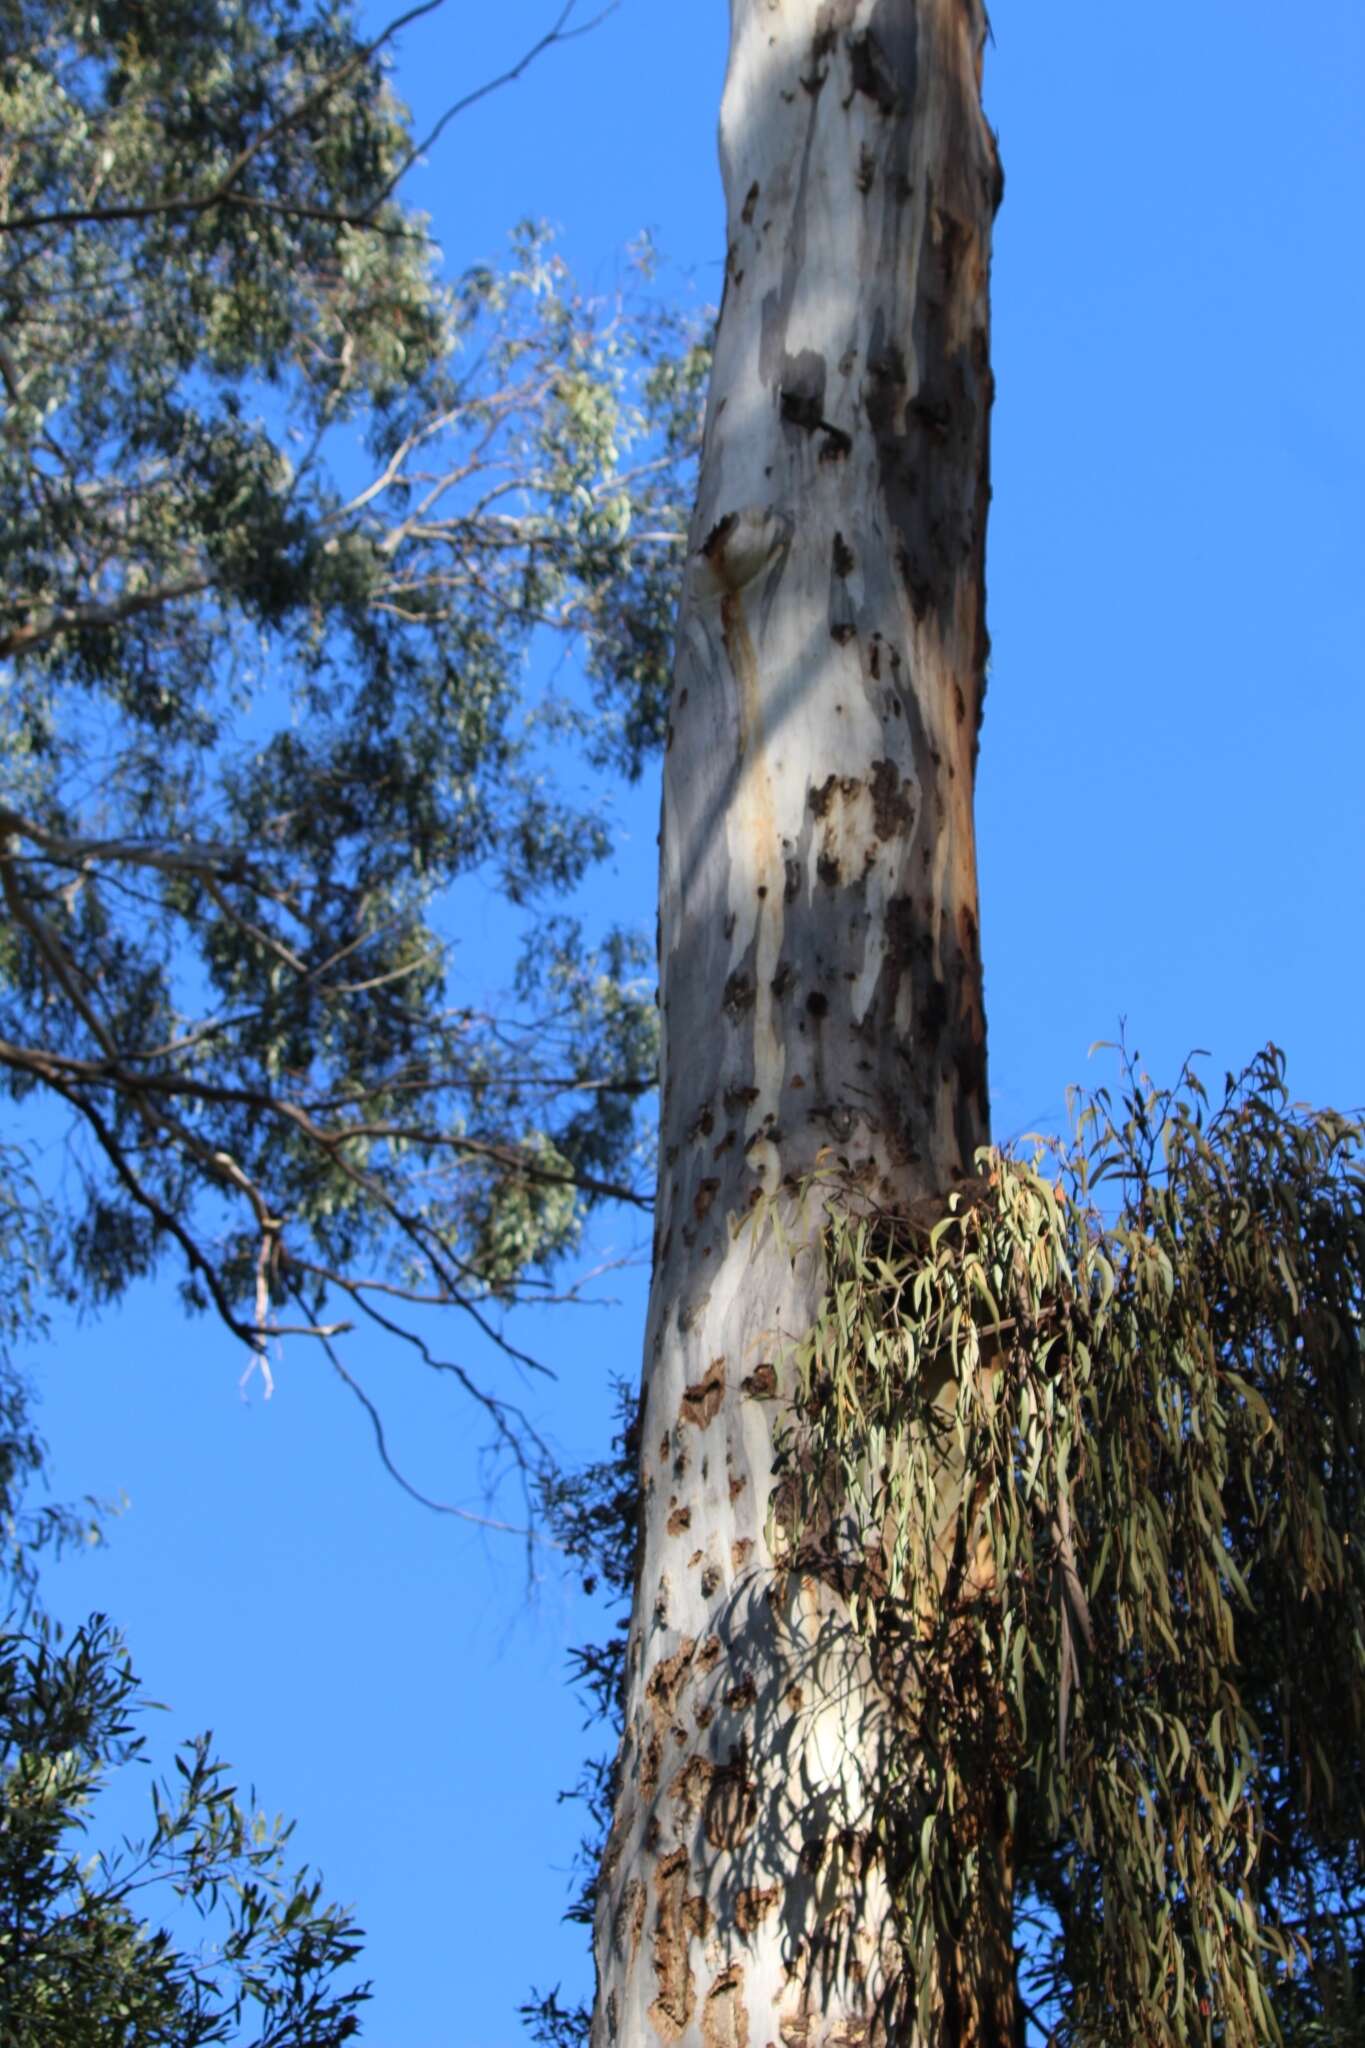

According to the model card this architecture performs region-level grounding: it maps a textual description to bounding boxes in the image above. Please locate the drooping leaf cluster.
[774,1048,1363,2044]
[0,0,705,1445]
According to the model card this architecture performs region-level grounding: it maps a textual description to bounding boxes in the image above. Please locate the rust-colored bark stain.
[669,1754,715,1828]
[779,2020,871,2048]
[735,1885,779,1937]
[649,1849,700,2043]
[680,1361,726,1429]
[647,1639,699,1726]
[668,1504,693,1537]
[741,1361,778,1400]
[731,1537,754,1572]
[703,1964,751,2048]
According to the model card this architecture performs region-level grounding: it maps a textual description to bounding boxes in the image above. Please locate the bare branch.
[366,1,620,212]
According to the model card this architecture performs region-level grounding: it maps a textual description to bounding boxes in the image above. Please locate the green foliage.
[0,0,702,1435]
[0,1619,369,2046]
[773,1048,1363,2044]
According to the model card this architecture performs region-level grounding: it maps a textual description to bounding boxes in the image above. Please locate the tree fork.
[593,4,1003,2042]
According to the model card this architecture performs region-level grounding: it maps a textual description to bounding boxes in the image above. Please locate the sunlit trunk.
[593,3,1003,2041]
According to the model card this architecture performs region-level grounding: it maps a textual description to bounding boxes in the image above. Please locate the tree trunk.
[593,4,1003,2043]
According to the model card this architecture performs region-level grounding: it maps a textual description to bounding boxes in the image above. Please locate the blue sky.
[35,2,1364,2043]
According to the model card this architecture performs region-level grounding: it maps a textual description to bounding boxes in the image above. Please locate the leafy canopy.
[0,0,704,1471]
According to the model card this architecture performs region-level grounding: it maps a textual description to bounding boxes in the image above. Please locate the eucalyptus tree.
[591,2,1004,2040]
[587,5,1363,2047]
[0,0,704,1476]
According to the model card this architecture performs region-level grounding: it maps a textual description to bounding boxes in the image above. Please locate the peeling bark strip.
[593,5,1001,2046]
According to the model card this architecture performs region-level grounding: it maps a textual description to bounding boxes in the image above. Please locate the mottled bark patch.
[647,1638,698,1729]
[668,1504,693,1537]
[649,1849,700,2042]
[680,1362,726,1429]
[703,1964,751,2048]
[742,1361,778,1399]
[616,1876,647,1970]
[779,2019,871,2048]
[705,1744,758,1850]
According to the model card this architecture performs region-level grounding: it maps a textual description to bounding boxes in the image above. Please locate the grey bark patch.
[687,1101,716,1140]
[868,758,913,839]
[812,0,856,60]
[677,1290,711,1334]
[808,774,839,819]
[779,348,827,433]
[724,1084,760,1115]
[723,971,756,1015]
[849,29,899,113]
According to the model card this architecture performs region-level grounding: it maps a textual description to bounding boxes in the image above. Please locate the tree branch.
[0,575,211,660]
